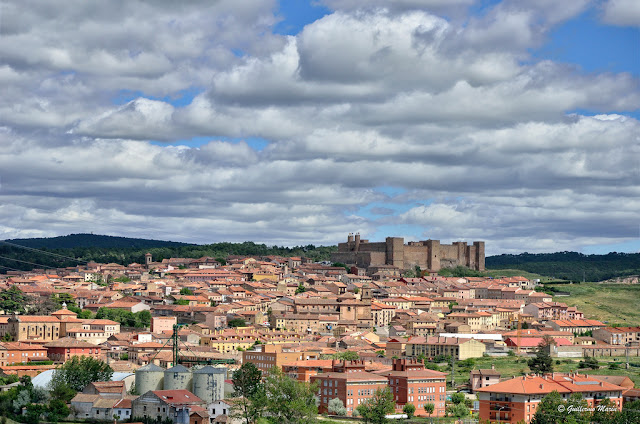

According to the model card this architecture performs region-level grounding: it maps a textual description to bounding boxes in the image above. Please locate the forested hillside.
[486,251,640,282]
[0,234,337,272]
[5,233,189,249]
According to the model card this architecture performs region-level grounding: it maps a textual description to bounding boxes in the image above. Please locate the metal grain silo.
[192,365,226,403]
[164,364,192,391]
[135,363,165,394]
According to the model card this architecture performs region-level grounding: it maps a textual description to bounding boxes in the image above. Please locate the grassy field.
[483,268,560,282]
[444,355,640,388]
[545,282,640,324]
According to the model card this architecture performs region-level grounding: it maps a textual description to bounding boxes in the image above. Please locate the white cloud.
[0,2,638,254]
[601,0,640,27]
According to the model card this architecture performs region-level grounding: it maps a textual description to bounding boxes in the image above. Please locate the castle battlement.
[331,234,485,272]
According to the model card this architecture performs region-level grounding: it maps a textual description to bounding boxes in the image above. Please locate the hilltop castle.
[331,234,485,272]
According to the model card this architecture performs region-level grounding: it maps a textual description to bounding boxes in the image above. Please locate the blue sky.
[1,0,638,255]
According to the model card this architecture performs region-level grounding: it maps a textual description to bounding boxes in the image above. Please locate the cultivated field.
[547,282,640,324]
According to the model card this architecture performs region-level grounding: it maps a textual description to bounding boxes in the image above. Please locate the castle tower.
[473,241,485,271]
[385,237,405,269]
[425,239,441,271]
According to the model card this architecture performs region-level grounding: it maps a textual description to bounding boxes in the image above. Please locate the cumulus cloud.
[0,1,638,254]
[601,0,640,27]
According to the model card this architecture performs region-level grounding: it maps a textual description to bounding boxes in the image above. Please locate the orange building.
[311,361,389,416]
[477,373,624,423]
[376,359,448,417]
[0,342,49,366]
[44,337,106,362]
[242,344,305,376]
[282,359,333,382]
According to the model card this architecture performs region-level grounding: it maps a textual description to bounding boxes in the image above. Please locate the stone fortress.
[331,234,485,272]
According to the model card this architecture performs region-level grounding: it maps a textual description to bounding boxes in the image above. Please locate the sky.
[0,0,638,255]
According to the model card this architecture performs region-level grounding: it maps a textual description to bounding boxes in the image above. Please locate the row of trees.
[486,251,640,282]
[95,307,152,328]
[530,392,640,424]
[231,363,318,424]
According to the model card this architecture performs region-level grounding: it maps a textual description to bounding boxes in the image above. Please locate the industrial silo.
[164,364,192,391]
[135,363,165,394]
[192,365,226,403]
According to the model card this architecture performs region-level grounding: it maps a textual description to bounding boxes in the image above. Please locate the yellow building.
[8,316,61,342]
[406,336,486,360]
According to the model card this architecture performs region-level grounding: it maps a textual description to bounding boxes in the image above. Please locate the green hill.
[4,233,190,249]
[486,251,640,282]
[0,234,337,273]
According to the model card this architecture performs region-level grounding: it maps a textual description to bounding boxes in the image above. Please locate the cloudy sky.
[0,0,638,255]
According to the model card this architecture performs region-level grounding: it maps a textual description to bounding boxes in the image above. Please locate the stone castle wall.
[332,234,485,272]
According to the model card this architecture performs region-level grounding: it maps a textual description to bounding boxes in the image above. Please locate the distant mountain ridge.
[4,233,192,249]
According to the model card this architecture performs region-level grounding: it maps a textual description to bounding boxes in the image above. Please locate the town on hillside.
[0,236,638,424]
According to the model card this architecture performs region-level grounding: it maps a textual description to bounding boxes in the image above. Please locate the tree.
[23,403,46,424]
[578,356,599,369]
[564,393,591,424]
[528,339,554,374]
[618,399,640,423]
[179,287,194,295]
[231,363,264,424]
[13,389,31,413]
[46,398,70,423]
[402,403,416,419]
[328,397,347,416]
[95,307,150,328]
[77,309,93,319]
[263,368,318,424]
[51,293,76,309]
[591,397,618,424]
[175,299,190,305]
[295,283,306,294]
[49,356,113,392]
[228,318,247,328]
[28,296,59,315]
[0,286,31,314]
[424,402,435,418]
[450,392,465,404]
[135,310,152,328]
[332,350,359,361]
[114,276,131,282]
[356,387,395,424]
[531,391,564,424]
[49,381,77,403]
[446,402,469,418]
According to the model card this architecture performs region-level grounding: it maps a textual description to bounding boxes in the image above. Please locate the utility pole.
[451,354,455,388]
[172,324,179,366]
[626,343,630,370]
